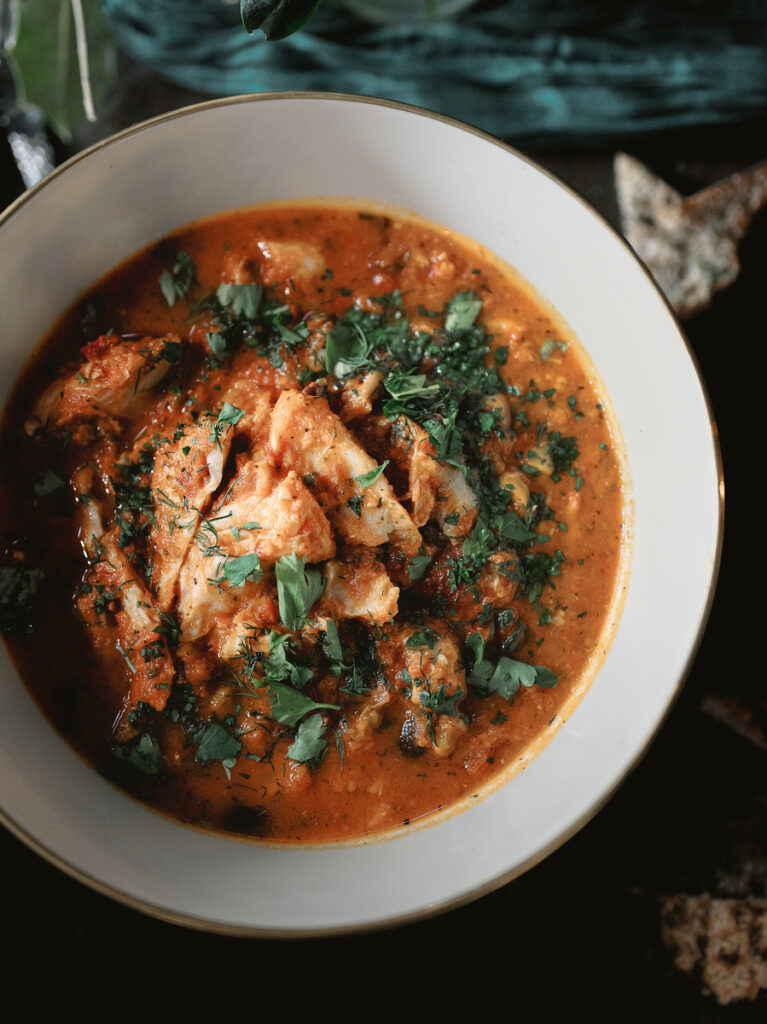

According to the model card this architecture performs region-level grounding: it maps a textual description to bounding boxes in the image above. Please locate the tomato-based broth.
[0,202,627,843]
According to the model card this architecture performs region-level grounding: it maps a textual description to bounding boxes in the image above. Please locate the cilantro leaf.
[499,510,539,546]
[405,627,439,649]
[323,619,348,667]
[206,331,228,360]
[382,368,441,418]
[540,338,569,360]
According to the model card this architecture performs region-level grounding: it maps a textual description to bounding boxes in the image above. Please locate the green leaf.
[286,712,327,763]
[159,251,196,307]
[267,683,338,728]
[465,632,558,701]
[499,510,539,546]
[354,460,389,487]
[261,632,313,689]
[444,291,482,334]
[215,402,245,430]
[407,553,432,582]
[33,469,64,496]
[419,683,463,718]
[159,340,183,364]
[241,0,323,40]
[540,338,569,360]
[216,283,263,320]
[382,369,441,418]
[323,619,346,665]
[0,565,43,606]
[206,332,228,360]
[195,721,242,765]
[114,732,163,776]
[10,0,117,142]
[275,553,325,631]
[219,553,263,587]
[405,627,439,649]
[325,322,373,379]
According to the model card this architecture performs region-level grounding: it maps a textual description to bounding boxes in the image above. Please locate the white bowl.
[0,93,721,935]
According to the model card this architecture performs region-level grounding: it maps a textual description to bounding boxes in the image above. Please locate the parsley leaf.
[32,470,64,497]
[325,322,373,378]
[286,713,328,763]
[323,619,347,667]
[465,633,558,701]
[216,282,263,320]
[354,460,389,487]
[114,733,164,775]
[218,553,263,587]
[408,552,432,581]
[540,338,568,360]
[275,553,325,631]
[215,402,245,431]
[261,631,313,689]
[159,251,196,307]
[159,340,183,364]
[267,684,338,728]
[444,290,482,334]
[195,721,242,766]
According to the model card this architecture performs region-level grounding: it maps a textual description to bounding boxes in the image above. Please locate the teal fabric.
[103,0,767,143]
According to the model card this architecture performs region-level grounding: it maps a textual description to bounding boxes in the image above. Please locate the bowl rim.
[0,90,724,937]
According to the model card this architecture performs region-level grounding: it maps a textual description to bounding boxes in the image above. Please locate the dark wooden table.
[2,57,766,1020]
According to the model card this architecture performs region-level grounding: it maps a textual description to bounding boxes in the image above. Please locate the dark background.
[2,54,766,1021]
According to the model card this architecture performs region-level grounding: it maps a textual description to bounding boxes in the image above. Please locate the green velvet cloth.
[103,0,767,143]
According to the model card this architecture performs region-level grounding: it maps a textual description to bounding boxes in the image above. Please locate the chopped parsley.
[354,461,389,487]
[275,554,325,631]
[159,250,196,307]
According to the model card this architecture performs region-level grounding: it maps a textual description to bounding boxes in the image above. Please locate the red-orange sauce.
[0,202,626,842]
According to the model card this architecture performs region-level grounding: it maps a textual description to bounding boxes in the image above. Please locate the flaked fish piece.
[256,239,325,285]
[218,461,335,565]
[339,371,383,424]
[218,380,277,447]
[75,488,175,722]
[25,334,176,436]
[360,413,477,538]
[150,413,233,610]
[268,390,422,557]
[176,541,274,642]
[317,550,399,624]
